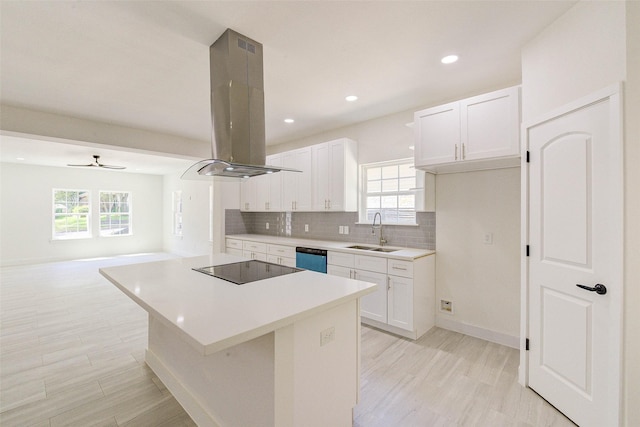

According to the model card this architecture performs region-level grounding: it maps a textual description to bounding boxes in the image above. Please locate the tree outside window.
[99,191,132,236]
[53,189,91,239]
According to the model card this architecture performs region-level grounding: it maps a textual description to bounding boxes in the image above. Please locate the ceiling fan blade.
[67,155,125,169]
[98,164,126,170]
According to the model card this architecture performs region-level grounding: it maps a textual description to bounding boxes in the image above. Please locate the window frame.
[98,190,133,237]
[52,188,92,240]
[359,158,419,226]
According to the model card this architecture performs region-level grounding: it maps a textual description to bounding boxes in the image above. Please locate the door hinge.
[526,151,530,163]
[526,338,530,351]
[526,245,530,256]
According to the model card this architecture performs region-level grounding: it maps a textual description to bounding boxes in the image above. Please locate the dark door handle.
[576,283,607,295]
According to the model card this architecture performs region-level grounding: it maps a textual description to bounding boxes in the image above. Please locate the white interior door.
[526,87,622,427]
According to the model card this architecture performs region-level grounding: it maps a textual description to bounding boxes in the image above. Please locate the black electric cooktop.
[193,260,302,285]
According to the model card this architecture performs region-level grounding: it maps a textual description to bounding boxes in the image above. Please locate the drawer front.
[267,244,295,258]
[387,259,414,278]
[225,238,243,250]
[226,247,243,256]
[327,251,355,268]
[243,241,267,253]
[354,254,387,274]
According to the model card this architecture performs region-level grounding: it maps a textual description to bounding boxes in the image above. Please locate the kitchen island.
[99,254,377,427]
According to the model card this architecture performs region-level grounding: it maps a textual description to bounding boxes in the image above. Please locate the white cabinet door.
[253,174,270,211]
[312,139,357,211]
[328,139,357,211]
[240,178,257,211]
[312,142,330,210]
[327,264,352,279]
[226,247,243,256]
[414,101,460,167]
[266,154,282,211]
[387,275,414,331]
[460,86,520,161]
[355,270,387,323]
[267,254,296,267]
[243,250,267,261]
[282,147,312,211]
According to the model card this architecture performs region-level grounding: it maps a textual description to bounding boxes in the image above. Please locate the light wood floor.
[1,254,574,427]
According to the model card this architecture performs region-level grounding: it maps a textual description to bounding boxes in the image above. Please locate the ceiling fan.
[67,155,126,170]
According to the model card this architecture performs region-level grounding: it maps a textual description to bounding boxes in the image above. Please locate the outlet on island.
[320,326,335,346]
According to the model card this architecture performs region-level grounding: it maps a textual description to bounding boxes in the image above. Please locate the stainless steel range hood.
[182,29,298,180]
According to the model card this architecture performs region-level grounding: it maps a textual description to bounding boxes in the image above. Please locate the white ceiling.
[0,1,576,174]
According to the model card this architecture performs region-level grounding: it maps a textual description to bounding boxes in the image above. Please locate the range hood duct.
[182,29,298,179]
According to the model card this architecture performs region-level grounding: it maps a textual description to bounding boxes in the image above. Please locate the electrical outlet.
[344,226,349,234]
[483,232,493,245]
[440,299,453,314]
[338,226,344,234]
[320,326,335,346]
[305,224,309,232]
[266,222,269,230]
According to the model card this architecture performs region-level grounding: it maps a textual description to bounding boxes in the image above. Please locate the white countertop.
[99,254,377,356]
[227,234,435,259]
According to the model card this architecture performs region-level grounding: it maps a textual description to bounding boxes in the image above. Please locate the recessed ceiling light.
[16,157,25,161]
[345,95,358,102]
[409,145,415,151]
[441,55,459,64]
[284,118,295,124]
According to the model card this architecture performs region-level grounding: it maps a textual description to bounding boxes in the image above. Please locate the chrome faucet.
[372,212,387,246]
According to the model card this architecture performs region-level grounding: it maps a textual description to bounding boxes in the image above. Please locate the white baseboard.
[435,316,519,349]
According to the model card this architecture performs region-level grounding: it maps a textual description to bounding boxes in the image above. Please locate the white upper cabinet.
[266,154,282,211]
[240,139,357,212]
[414,86,521,173]
[312,138,358,211]
[414,101,460,166]
[282,147,312,211]
[240,174,257,212]
[240,154,282,212]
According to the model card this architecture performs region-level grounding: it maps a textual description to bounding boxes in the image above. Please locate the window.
[99,191,132,236]
[361,159,417,225]
[53,189,91,239]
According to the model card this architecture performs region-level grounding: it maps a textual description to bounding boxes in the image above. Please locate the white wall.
[521,1,638,424]
[0,162,164,266]
[435,168,521,345]
[163,171,240,257]
[162,171,213,257]
[521,1,626,121]
[624,3,640,424]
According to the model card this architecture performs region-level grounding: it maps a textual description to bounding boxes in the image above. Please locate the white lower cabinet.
[387,274,413,330]
[225,238,244,256]
[355,270,388,323]
[242,241,267,261]
[267,243,296,267]
[328,251,435,340]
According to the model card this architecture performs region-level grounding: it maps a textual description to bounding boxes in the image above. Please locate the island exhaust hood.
[182,29,298,180]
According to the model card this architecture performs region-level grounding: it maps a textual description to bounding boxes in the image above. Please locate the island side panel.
[146,315,275,427]
[275,299,359,427]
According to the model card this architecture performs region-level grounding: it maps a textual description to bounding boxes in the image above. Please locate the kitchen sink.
[346,245,398,253]
[347,245,377,250]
